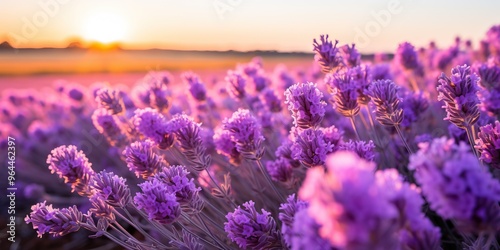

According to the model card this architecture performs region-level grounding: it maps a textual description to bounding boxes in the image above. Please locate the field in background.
[0,49,313,91]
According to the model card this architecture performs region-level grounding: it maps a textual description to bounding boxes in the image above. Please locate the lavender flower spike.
[475,121,500,168]
[313,34,343,73]
[279,194,308,248]
[90,170,132,208]
[284,82,327,129]
[25,201,84,238]
[47,145,95,197]
[409,137,500,233]
[291,128,334,168]
[154,165,201,204]
[367,79,404,126]
[437,64,480,129]
[134,178,181,224]
[324,71,360,117]
[224,200,283,249]
[95,87,124,115]
[223,109,265,160]
[395,42,420,70]
[226,70,246,100]
[133,108,175,149]
[123,140,166,179]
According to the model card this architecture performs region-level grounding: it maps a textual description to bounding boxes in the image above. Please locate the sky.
[0,0,499,53]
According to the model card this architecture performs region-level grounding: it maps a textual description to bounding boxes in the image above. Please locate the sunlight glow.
[83,12,127,44]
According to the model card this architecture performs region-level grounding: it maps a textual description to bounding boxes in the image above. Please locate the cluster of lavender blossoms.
[9,24,500,249]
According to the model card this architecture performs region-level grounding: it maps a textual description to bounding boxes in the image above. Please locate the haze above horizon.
[1,0,499,53]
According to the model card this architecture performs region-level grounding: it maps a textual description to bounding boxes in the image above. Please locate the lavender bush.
[2,25,500,250]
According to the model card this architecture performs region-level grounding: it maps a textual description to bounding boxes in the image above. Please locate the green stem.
[255,159,286,203]
[395,125,413,155]
[349,116,361,141]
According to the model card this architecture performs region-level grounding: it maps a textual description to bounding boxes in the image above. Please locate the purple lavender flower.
[224,200,283,249]
[370,63,393,81]
[154,165,200,204]
[341,43,361,67]
[90,170,131,208]
[262,88,282,113]
[47,145,95,196]
[222,109,265,160]
[299,151,400,248]
[486,25,500,55]
[134,178,181,224]
[320,125,343,148]
[313,35,343,73]
[182,71,207,101]
[226,70,246,100]
[170,114,211,171]
[291,128,334,168]
[265,157,293,183]
[395,42,420,70]
[123,140,166,179]
[375,169,442,250]
[324,71,360,117]
[409,137,500,233]
[290,209,332,250]
[437,64,480,129]
[279,194,309,247]
[25,201,83,238]
[276,140,302,168]
[95,88,123,115]
[133,108,175,149]
[401,91,429,128]
[475,121,500,168]
[213,128,242,165]
[251,74,269,92]
[284,82,327,129]
[337,140,376,161]
[92,108,127,147]
[89,195,116,222]
[68,87,84,101]
[367,79,404,126]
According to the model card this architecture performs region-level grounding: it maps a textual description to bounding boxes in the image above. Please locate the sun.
[83,12,127,44]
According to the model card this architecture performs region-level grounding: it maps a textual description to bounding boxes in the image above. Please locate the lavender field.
[2,3,500,249]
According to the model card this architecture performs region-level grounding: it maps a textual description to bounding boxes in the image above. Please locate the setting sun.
[82,12,127,44]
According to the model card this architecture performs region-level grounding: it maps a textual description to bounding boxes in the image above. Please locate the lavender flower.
[290,209,332,250]
[25,201,83,238]
[226,70,246,100]
[401,91,429,128]
[299,151,400,249]
[367,79,404,126]
[325,71,360,117]
[320,125,343,148]
[95,88,123,115]
[370,63,393,81]
[182,71,207,101]
[154,165,200,204]
[475,61,500,90]
[170,114,211,171]
[222,109,265,160]
[291,128,334,168]
[337,140,376,161]
[134,178,181,224]
[275,140,302,168]
[224,200,283,249]
[409,137,500,233]
[486,25,500,55]
[123,140,166,179]
[279,194,309,247]
[313,34,343,73]
[475,121,500,168]
[437,65,480,129]
[133,108,175,149]
[90,170,131,208]
[341,43,361,67]
[262,88,282,113]
[89,195,116,222]
[47,145,95,196]
[92,108,127,147]
[265,157,293,182]
[395,42,420,70]
[213,128,242,165]
[284,82,327,129]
